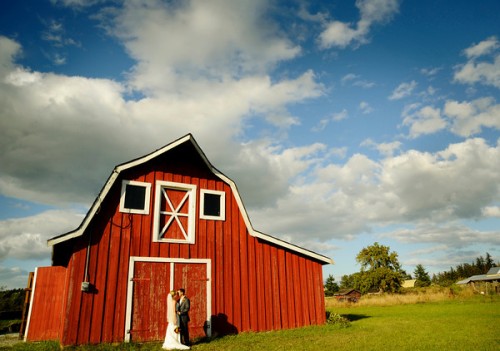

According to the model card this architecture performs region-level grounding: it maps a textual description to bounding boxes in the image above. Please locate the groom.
[176,288,190,346]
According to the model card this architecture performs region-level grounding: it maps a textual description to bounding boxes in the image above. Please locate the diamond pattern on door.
[153,181,196,243]
[159,188,190,240]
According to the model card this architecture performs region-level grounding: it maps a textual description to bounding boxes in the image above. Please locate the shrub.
[325,311,351,328]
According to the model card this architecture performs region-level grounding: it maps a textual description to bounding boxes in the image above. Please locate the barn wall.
[25,266,66,341]
[56,151,326,345]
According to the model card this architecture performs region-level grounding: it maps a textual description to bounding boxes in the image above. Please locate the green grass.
[330,295,499,351]
[2,295,498,351]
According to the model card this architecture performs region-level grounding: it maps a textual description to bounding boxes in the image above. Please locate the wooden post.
[18,272,34,339]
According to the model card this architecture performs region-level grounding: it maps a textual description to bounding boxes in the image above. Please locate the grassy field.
[2,293,498,350]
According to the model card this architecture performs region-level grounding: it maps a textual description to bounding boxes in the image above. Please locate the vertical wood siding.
[46,150,326,345]
[26,266,66,341]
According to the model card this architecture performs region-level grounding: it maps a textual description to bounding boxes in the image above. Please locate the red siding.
[31,149,327,346]
[26,266,66,341]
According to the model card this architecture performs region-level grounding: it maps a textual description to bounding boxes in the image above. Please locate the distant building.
[402,279,416,288]
[456,267,500,285]
[333,289,361,302]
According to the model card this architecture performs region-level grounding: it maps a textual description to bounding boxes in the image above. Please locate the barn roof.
[334,289,361,296]
[47,134,333,265]
[456,266,500,284]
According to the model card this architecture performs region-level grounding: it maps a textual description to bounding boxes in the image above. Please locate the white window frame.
[152,180,197,244]
[200,189,226,220]
[119,180,151,215]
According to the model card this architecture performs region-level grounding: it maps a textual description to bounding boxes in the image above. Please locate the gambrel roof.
[48,134,333,265]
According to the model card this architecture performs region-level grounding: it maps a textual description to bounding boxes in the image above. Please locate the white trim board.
[23,268,38,342]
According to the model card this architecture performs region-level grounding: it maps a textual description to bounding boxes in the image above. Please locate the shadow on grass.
[342,314,370,322]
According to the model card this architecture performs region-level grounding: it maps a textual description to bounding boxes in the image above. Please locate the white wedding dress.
[162,294,190,350]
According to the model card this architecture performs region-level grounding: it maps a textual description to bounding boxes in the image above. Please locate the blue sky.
[1,0,499,289]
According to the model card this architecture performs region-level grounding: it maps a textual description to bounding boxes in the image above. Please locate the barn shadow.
[196,314,238,345]
[341,314,370,322]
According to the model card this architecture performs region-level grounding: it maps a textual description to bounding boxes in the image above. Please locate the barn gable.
[24,134,333,346]
[48,134,332,264]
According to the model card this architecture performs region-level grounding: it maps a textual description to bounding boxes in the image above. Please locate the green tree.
[413,264,431,287]
[355,242,405,294]
[0,288,25,312]
[340,273,356,290]
[432,253,497,286]
[324,274,339,296]
[485,252,494,271]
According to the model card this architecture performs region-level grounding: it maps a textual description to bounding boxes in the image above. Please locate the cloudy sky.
[1,0,499,288]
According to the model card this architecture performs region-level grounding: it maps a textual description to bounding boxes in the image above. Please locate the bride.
[162,291,190,350]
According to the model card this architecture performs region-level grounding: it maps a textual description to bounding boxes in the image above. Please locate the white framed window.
[200,189,225,220]
[119,180,151,214]
[153,181,196,243]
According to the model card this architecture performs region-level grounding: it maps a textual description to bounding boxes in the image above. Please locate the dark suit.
[176,296,190,345]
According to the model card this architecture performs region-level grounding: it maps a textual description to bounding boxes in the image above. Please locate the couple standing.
[162,288,191,350]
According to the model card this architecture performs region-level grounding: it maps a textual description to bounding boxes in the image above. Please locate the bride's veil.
[167,292,177,324]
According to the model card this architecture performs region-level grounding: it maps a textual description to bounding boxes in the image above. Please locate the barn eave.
[47,134,333,265]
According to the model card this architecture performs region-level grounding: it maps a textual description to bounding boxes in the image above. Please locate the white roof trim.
[47,134,333,264]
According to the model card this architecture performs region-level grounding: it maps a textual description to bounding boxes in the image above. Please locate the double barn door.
[125,258,211,342]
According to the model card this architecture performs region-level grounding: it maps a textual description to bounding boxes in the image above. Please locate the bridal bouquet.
[174,327,181,334]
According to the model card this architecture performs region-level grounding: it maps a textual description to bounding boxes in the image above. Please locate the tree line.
[324,243,497,295]
[431,253,496,286]
[0,288,25,315]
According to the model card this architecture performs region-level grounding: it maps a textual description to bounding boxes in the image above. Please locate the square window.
[124,184,146,209]
[200,189,225,220]
[119,180,151,214]
[203,193,221,216]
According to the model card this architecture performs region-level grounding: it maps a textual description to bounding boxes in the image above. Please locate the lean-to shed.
[24,134,333,346]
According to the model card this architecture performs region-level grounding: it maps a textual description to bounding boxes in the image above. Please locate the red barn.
[24,134,333,346]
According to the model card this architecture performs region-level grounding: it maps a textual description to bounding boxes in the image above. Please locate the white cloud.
[319,0,400,49]
[2,31,500,267]
[0,26,322,206]
[341,73,375,88]
[320,21,360,49]
[454,36,500,88]
[482,206,500,217]
[41,19,80,48]
[0,266,31,289]
[382,224,500,248]
[0,37,21,73]
[361,139,401,157]
[341,73,358,84]
[50,0,107,8]
[399,96,500,139]
[251,138,500,243]
[106,0,301,94]
[332,109,348,121]
[402,104,446,138]
[464,36,499,59]
[454,56,500,89]
[384,138,500,220]
[444,97,500,137]
[0,210,83,261]
[39,18,81,65]
[359,101,374,114]
[312,109,348,131]
[420,66,442,77]
[389,80,417,100]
